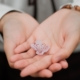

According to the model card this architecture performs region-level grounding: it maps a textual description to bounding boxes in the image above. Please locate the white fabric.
[72,0,80,6]
[0,4,14,19]
[0,4,22,19]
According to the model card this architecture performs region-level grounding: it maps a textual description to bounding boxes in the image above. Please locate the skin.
[0,12,68,78]
[10,9,80,77]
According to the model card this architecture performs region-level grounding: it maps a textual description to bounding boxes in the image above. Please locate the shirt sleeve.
[72,0,80,6]
[0,4,23,19]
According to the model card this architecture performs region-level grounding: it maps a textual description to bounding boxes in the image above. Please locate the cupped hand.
[12,9,79,77]
[0,12,39,67]
[1,12,68,78]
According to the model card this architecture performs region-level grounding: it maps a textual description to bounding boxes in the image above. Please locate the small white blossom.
[31,40,50,55]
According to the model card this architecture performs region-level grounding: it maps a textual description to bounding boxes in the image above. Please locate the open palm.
[12,9,80,77]
[1,12,39,67]
[2,12,67,78]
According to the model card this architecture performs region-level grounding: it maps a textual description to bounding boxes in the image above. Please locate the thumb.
[14,36,34,54]
[52,33,79,63]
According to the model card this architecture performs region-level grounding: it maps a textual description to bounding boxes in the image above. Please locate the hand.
[0,12,39,67]
[12,9,78,77]
[1,12,68,78]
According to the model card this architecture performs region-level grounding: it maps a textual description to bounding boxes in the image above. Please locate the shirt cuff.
[0,4,23,19]
[72,0,80,6]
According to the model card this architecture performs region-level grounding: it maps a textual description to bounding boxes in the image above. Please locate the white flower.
[31,40,50,55]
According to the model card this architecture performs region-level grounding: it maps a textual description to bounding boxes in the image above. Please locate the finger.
[48,63,62,73]
[13,55,45,69]
[49,60,68,73]
[10,48,36,62]
[31,69,53,78]
[14,38,51,61]
[14,36,35,54]
[14,59,33,69]
[52,34,79,63]
[59,60,68,69]
[20,55,52,77]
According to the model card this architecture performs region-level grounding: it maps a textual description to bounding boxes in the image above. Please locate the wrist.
[0,12,22,32]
